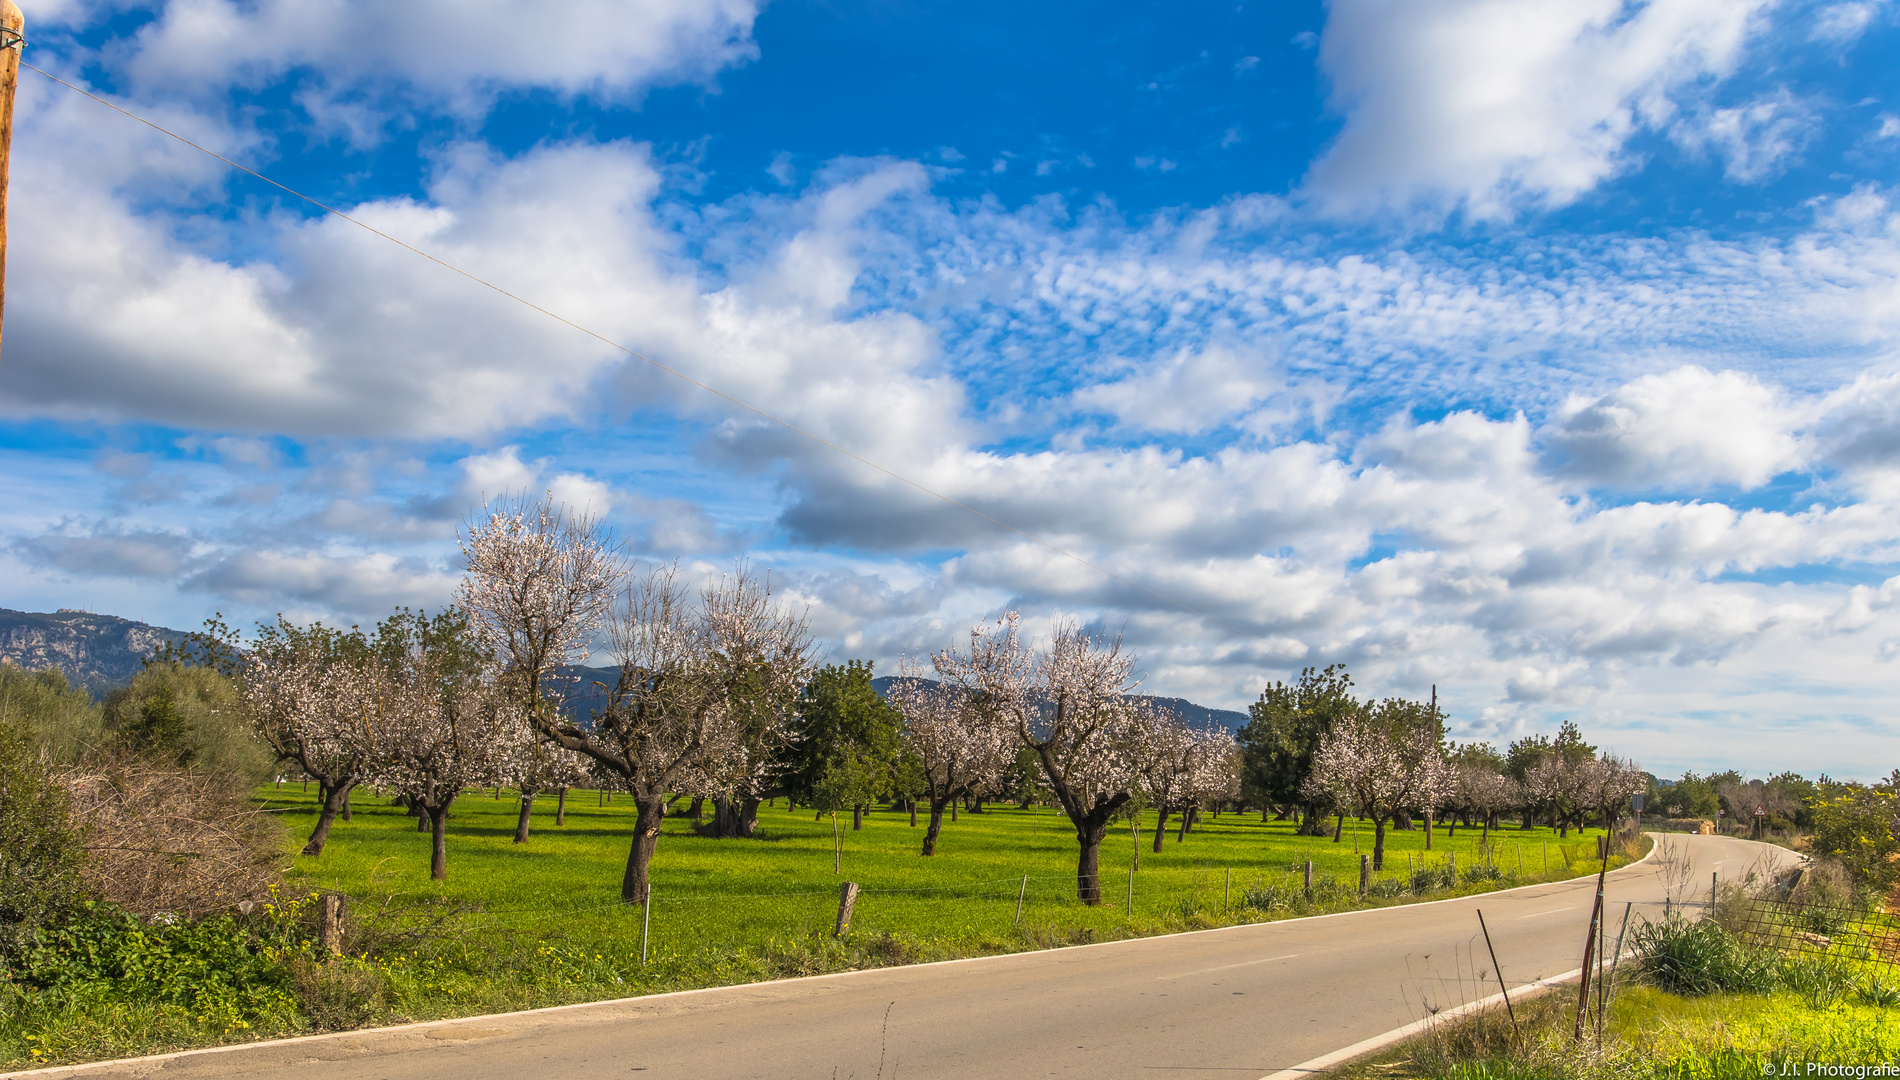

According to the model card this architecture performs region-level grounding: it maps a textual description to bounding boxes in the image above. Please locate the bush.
[102,665,273,787]
[0,719,88,958]
[1631,914,1778,995]
[0,664,105,766]
[1808,784,1900,891]
[62,756,285,918]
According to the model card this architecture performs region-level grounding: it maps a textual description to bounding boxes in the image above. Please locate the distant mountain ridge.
[868,676,1247,733]
[0,607,189,694]
[0,612,1252,730]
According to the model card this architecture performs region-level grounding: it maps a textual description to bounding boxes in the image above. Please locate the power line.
[24,63,1253,639]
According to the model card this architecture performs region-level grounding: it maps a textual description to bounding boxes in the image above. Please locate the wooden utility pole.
[0,2,21,360]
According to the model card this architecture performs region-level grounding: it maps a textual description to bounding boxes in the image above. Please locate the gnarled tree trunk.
[302,779,356,856]
[621,795,665,902]
[514,791,536,843]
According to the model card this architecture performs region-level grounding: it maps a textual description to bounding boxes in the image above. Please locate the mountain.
[0,607,189,694]
[868,676,1248,733]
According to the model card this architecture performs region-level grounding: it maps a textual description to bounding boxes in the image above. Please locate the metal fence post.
[1014,875,1027,928]
[641,885,652,965]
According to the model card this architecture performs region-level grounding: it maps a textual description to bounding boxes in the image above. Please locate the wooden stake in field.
[0,1,20,360]
[1572,837,1611,1040]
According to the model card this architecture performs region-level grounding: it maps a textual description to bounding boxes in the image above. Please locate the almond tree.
[1451,763,1521,843]
[1133,706,1214,852]
[936,613,1141,904]
[532,564,815,903]
[1304,700,1450,872]
[507,741,594,841]
[458,494,622,757]
[240,620,383,856]
[362,609,525,881]
[888,661,1013,856]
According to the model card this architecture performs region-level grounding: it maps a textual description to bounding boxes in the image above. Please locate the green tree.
[784,661,904,833]
[1238,665,1357,835]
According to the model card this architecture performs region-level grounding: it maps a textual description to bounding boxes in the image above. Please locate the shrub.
[1808,785,1900,891]
[1631,914,1778,996]
[102,665,273,787]
[62,756,285,918]
[0,718,89,959]
[0,664,105,766]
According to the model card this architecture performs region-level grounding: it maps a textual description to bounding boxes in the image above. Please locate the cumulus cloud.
[1304,0,1771,218]
[1547,366,1807,490]
[49,0,759,127]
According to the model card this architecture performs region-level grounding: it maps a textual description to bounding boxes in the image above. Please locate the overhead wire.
[23,62,1261,640]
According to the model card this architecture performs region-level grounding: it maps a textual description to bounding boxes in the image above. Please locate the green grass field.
[269,784,1627,992]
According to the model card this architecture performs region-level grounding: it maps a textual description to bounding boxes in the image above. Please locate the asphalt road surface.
[15,833,1794,1080]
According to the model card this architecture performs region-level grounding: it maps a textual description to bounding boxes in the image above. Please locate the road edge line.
[1253,967,1585,1080]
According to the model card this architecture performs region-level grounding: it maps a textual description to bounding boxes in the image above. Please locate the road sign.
[1630,793,1644,812]
[1753,806,1765,817]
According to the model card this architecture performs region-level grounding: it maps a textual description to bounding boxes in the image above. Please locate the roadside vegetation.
[0,495,1892,1070]
[1326,820,1900,1079]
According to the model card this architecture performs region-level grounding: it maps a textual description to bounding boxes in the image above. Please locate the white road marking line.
[1158,954,1301,979]
[1516,907,1577,919]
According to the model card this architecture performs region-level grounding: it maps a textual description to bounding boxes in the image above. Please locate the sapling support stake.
[1126,865,1135,914]
[1014,874,1028,928]
[640,884,652,965]
[1477,908,1516,1037]
[1572,838,1611,1041]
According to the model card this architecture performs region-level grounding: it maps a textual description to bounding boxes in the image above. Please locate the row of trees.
[1240,666,1647,872]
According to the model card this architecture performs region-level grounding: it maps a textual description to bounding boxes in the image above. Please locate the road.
[13,834,1793,1080]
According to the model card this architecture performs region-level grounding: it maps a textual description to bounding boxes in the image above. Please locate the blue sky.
[6,0,1900,778]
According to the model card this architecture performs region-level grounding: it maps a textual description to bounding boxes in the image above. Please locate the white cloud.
[1305,0,1771,218]
[1809,1,1881,42]
[1673,88,1818,182]
[1548,366,1806,490]
[57,0,759,125]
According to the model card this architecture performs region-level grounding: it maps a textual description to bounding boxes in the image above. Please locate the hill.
[868,675,1247,733]
[0,606,189,694]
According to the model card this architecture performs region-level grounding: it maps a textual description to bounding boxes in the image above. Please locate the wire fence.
[1716,864,1900,979]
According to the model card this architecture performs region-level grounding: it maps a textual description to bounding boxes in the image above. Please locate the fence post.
[835,881,860,936]
[319,894,343,956]
[1304,860,1313,900]
[1360,854,1370,898]
[1450,852,1456,883]
[1710,871,1717,908]
[641,885,653,965]
[1224,868,1231,913]
[1014,875,1028,928]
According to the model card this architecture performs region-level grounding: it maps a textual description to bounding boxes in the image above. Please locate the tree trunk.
[1261,807,1270,822]
[922,797,949,855]
[1179,808,1192,839]
[1372,816,1388,872]
[1154,807,1170,851]
[688,796,703,822]
[1296,801,1328,836]
[514,792,536,843]
[909,800,918,827]
[852,805,863,831]
[1424,810,1434,850]
[555,787,568,826]
[713,796,762,838]
[621,795,665,903]
[416,807,430,832]
[428,802,451,881]
[340,785,352,822]
[1076,824,1106,905]
[302,779,354,856]
[1447,814,1457,838]
[951,799,958,822]
[1334,813,1345,842]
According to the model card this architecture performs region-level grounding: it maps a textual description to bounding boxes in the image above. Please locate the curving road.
[11,834,1795,1080]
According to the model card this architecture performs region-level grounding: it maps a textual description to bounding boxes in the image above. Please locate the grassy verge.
[1327,913,1900,1079]
[0,790,1644,1069]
